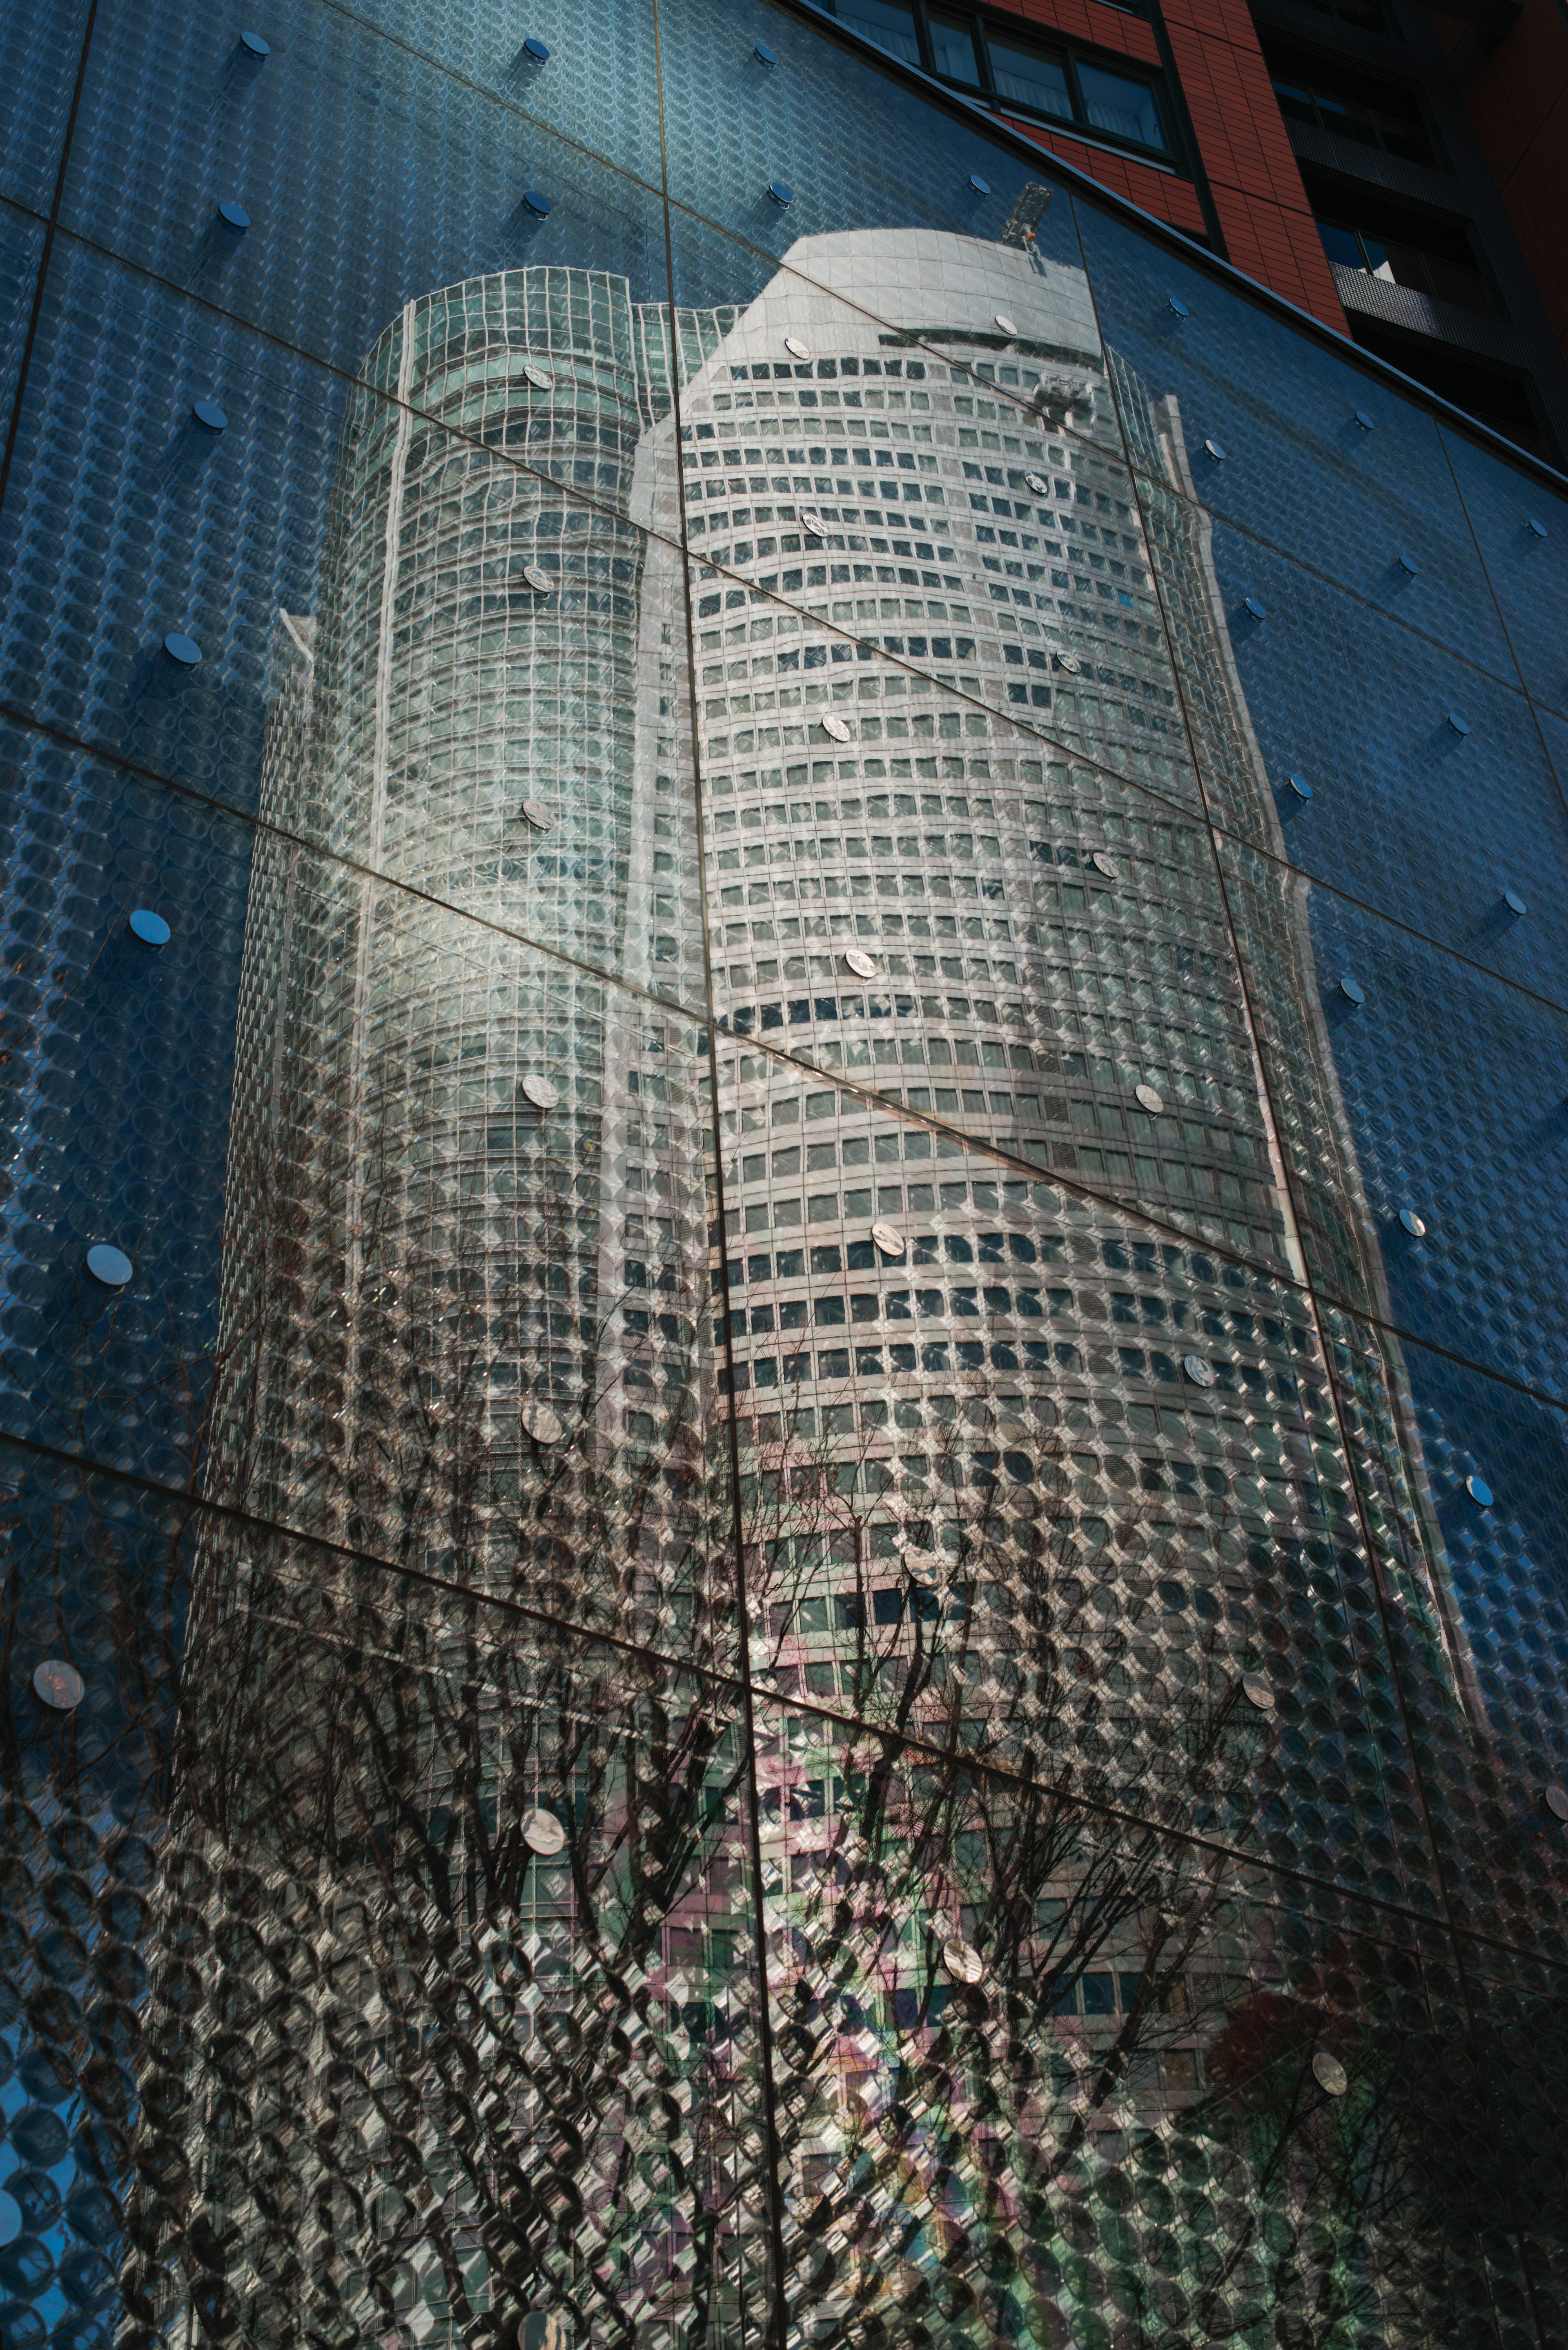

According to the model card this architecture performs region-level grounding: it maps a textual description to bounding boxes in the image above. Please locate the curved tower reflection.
[126,232,1473,2350]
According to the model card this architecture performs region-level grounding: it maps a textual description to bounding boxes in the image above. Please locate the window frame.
[1307,179,1499,318]
[1261,38,1442,168]
[826,2,1181,165]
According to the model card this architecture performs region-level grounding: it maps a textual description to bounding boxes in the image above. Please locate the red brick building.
[823,0,1568,457]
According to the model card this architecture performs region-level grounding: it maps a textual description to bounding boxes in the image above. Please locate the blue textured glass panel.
[0,198,47,434]
[1220,835,1568,1405]
[1443,419,1568,718]
[1327,1313,1568,1967]
[1073,194,1523,682]
[56,0,668,381]
[0,0,91,211]
[0,724,249,1483]
[659,0,1083,246]
[344,0,666,183]
[0,231,709,1008]
[1198,520,1568,1001]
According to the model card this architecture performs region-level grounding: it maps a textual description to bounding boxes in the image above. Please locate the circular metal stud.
[522,563,554,593]
[1024,470,1047,495]
[821,712,851,742]
[1135,1083,1163,1114]
[1288,774,1312,800]
[942,1937,985,1985]
[523,189,551,216]
[1203,437,1225,460]
[1398,1207,1425,1237]
[1397,550,1419,577]
[1244,595,1267,622]
[521,1073,559,1112]
[522,361,553,389]
[192,399,228,432]
[129,908,171,947]
[768,180,794,206]
[844,947,877,979]
[1055,651,1080,674]
[800,510,826,537]
[969,172,990,193]
[871,1221,906,1258]
[1339,977,1365,1005]
[1527,515,1548,539]
[33,1659,84,1711]
[87,1244,133,1287]
[784,335,811,359]
[1504,887,1527,916]
[1446,711,1470,736]
[522,1400,564,1445]
[1465,1474,1493,1507]
[163,632,202,667]
[218,201,251,230]
[522,1806,566,1855]
[994,312,1017,336]
[1088,851,1118,878]
[1168,297,1189,318]
[523,35,550,59]
[1544,1784,1568,1822]
[240,29,271,56]
[1241,1673,1276,1713]
[1312,2051,1348,2097]
[1354,410,1375,430]
[521,798,552,829]
[755,40,777,65]
[1183,1354,1217,1388]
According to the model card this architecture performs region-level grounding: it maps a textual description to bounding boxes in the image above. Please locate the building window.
[1264,41,1439,167]
[824,4,1174,159]
[1307,180,1496,316]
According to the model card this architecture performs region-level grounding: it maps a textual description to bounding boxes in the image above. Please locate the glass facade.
[2,6,1566,2348]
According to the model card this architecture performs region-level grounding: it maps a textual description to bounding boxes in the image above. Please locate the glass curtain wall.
[1,5,1567,2350]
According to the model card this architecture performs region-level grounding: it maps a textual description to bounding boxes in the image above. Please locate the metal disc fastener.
[522,564,554,593]
[993,313,1017,336]
[1135,1084,1163,1114]
[1241,1673,1276,1713]
[784,336,811,359]
[942,1937,985,1985]
[1183,1354,1216,1388]
[1312,2051,1348,2097]
[522,1807,566,1855]
[844,947,877,978]
[821,713,851,742]
[521,1073,559,1111]
[522,1400,564,1445]
[1024,471,1048,495]
[521,799,553,829]
[800,511,826,537]
[522,362,553,389]
[87,1244,134,1287]
[871,1221,906,1257]
[33,1659,85,1711]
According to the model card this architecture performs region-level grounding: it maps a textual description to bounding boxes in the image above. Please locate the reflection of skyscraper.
[134,232,1471,2349]
[681,224,1461,1710]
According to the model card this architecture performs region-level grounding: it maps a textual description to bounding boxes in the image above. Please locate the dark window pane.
[1272,79,1316,125]
[1078,62,1167,150]
[833,0,921,65]
[928,10,982,81]
[987,33,1074,118]
[1316,220,1365,270]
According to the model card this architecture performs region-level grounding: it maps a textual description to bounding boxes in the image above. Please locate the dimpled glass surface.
[1,1,1566,2345]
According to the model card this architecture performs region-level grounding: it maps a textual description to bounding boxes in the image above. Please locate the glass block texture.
[2,0,1566,2344]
